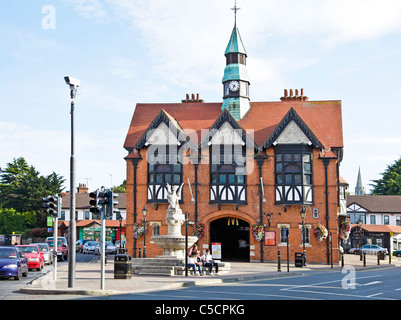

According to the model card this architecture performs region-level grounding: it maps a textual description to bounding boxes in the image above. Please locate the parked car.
[349,244,388,255]
[32,243,53,265]
[393,250,401,257]
[82,241,98,254]
[45,240,68,261]
[46,236,68,247]
[0,246,29,280]
[76,239,92,253]
[95,241,117,255]
[15,245,44,271]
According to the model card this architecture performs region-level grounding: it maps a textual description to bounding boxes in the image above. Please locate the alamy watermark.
[42,5,56,30]
[145,123,255,175]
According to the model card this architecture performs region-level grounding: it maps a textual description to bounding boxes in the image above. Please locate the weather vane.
[231,0,241,25]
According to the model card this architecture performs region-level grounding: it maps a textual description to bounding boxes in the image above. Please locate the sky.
[1,0,401,194]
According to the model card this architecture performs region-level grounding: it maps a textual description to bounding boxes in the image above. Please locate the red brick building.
[123,15,344,264]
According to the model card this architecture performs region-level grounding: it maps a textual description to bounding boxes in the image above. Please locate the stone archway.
[210,217,250,262]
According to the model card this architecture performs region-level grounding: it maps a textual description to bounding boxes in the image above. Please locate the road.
[0,252,95,300]
[1,253,400,301]
[85,266,401,301]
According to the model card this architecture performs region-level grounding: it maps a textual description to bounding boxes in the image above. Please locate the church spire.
[355,166,366,195]
[221,0,250,121]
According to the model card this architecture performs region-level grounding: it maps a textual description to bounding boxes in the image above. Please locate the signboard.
[264,231,276,246]
[211,242,222,260]
[47,216,53,227]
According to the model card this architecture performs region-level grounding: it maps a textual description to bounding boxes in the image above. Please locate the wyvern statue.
[166,183,184,210]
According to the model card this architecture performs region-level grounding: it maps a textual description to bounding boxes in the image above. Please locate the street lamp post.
[64,76,80,288]
[300,206,307,266]
[142,206,148,258]
[358,219,363,261]
[118,215,123,249]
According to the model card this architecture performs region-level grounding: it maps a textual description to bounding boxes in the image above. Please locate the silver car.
[33,243,53,265]
[82,241,98,254]
[95,241,117,255]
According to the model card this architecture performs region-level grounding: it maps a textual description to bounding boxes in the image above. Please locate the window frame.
[209,144,247,204]
[274,145,314,205]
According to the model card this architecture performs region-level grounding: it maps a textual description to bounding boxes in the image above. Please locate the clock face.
[229,81,240,92]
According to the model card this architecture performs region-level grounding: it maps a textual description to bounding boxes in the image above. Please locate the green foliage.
[0,157,65,229]
[0,208,26,235]
[111,179,126,193]
[371,158,401,195]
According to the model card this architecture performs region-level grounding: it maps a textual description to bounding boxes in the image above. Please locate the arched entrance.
[210,217,250,262]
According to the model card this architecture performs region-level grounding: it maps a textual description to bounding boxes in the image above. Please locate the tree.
[0,157,65,227]
[371,157,401,195]
[0,208,26,236]
[111,179,126,193]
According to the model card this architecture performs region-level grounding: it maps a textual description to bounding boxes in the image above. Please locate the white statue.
[166,183,184,210]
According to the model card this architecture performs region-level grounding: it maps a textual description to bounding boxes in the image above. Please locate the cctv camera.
[64,76,80,87]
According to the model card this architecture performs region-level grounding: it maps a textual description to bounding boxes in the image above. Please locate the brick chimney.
[182,93,204,103]
[77,183,89,193]
[280,88,309,101]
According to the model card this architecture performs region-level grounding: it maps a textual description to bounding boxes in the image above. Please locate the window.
[280,227,289,244]
[85,211,90,220]
[274,145,313,204]
[370,215,376,225]
[301,226,310,244]
[397,216,401,226]
[384,215,389,225]
[147,146,183,203]
[210,145,247,203]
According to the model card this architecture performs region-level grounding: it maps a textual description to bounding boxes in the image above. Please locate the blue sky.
[1,0,401,194]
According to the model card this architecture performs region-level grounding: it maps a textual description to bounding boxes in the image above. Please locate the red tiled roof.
[351,224,401,234]
[123,100,343,151]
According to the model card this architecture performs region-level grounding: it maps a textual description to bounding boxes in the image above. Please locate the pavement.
[20,254,401,296]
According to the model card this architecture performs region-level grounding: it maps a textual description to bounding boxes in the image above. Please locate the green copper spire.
[225,25,247,56]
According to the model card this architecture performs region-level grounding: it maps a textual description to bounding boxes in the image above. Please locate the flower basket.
[339,220,351,241]
[314,223,328,243]
[251,224,265,242]
[193,221,205,238]
[133,221,147,239]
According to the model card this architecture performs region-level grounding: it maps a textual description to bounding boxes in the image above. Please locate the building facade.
[123,13,344,264]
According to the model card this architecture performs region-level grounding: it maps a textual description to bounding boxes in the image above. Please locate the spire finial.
[231,0,240,26]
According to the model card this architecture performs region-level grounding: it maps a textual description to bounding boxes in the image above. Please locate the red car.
[15,245,44,271]
[45,240,68,261]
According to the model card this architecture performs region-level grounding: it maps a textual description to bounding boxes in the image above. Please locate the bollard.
[377,252,380,266]
[138,248,142,258]
[341,253,344,268]
[389,251,392,265]
[277,251,281,272]
[363,253,366,267]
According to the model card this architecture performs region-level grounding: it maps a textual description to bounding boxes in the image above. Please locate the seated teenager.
[201,249,219,275]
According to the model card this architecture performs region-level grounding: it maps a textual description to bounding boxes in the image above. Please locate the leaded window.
[210,145,247,204]
[147,146,183,203]
[274,145,313,205]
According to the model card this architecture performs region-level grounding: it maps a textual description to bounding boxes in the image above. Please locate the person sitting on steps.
[201,249,219,275]
[187,252,203,276]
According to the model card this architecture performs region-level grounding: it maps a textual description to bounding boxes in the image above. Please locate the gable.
[145,121,180,146]
[347,203,368,213]
[262,107,323,149]
[275,120,311,145]
[209,121,245,146]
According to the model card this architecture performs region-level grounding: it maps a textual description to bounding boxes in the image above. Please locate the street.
[0,252,96,300]
[85,266,401,301]
[1,253,400,301]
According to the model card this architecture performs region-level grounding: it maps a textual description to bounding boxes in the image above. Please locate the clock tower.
[221,2,250,120]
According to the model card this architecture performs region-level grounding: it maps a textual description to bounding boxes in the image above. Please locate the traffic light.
[106,190,118,218]
[98,190,108,207]
[42,195,60,217]
[89,190,101,215]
